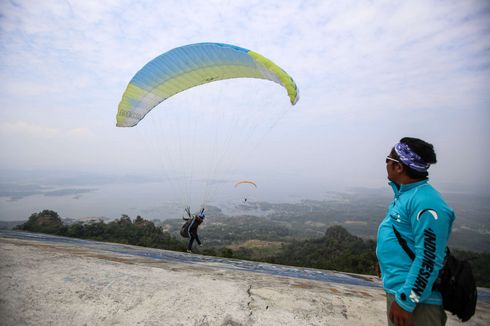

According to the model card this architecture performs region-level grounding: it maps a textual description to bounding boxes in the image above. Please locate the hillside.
[1,234,489,326]
[13,208,490,287]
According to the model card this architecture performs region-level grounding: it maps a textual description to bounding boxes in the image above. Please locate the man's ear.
[394,162,405,174]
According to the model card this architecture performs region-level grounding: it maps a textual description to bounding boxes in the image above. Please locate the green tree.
[16,209,66,235]
[221,247,234,258]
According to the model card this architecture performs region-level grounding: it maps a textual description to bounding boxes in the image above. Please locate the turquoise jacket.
[376,179,455,312]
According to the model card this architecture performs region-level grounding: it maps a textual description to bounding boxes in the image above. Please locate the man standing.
[183,207,205,253]
[376,137,455,326]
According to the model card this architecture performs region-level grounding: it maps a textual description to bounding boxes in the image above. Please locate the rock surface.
[0,237,488,325]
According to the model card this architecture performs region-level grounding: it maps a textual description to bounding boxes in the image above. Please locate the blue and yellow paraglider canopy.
[116,42,299,127]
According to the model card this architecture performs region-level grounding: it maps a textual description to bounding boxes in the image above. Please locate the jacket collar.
[389,178,429,197]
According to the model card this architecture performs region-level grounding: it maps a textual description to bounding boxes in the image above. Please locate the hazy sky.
[0,1,489,220]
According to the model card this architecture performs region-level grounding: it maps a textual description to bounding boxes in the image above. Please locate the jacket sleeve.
[394,197,453,312]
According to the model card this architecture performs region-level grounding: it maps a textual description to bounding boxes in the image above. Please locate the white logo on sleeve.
[410,290,420,303]
[416,209,438,221]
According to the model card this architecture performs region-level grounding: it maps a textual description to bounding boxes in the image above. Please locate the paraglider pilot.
[183,207,205,253]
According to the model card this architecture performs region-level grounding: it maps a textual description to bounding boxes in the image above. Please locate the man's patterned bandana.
[394,143,431,172]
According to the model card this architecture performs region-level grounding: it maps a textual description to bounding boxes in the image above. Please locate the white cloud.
[0,121,95,140]
[1,121,60,138]
[66,127,96,139]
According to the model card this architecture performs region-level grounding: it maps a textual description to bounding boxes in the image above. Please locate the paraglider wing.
[116,42,299,127]
[234,180,257,188]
